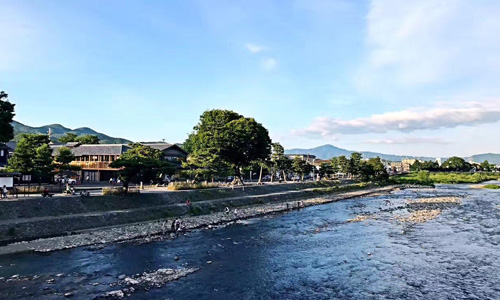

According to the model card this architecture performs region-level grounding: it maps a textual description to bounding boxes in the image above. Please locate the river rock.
[117,274,126,280]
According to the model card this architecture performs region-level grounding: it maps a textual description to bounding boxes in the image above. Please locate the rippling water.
[1,184,500,299]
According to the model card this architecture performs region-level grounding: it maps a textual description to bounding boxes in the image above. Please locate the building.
[139,143,188,164]
[401,158,417,173]
[285,154,316,164]
[66,144,132,182]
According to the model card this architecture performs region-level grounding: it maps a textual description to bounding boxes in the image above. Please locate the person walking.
[1,185,7,199]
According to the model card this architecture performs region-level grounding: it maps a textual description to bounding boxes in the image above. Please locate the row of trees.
[7,134,79,183]
[59,133,100,144]
[317,153,388,182]
[411,157,496,172]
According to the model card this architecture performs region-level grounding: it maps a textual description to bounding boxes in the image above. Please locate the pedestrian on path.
[1,185,7,199]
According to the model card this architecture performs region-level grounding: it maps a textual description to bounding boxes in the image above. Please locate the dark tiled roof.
[70,144,131,156]
[141,143,174,151]
[141,143,188,155]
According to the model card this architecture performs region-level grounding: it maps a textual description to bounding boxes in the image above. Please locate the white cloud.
[357,0,500,89]
[261,57,277,71]
[292,100,500,138]
[365,137,452,145]
[245,43,265,53]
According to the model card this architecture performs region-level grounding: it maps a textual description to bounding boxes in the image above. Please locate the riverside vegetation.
[391,171,499,185]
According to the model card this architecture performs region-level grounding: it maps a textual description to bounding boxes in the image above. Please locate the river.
[0,183,499,299]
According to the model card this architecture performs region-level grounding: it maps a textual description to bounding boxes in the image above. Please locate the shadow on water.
[1,184,500,299]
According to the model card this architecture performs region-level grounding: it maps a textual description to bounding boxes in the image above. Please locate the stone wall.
[0,182,345,243]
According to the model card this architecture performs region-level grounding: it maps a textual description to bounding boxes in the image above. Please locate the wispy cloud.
[356,0,500,89]
[245,43,265,53]
[365,137,452,145]
[292,100,500,138]
[261,57,277,71]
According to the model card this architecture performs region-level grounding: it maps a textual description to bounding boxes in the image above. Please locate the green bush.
[391,172,498,185]
[103,187,127,195]
[167,182,219,191]
[483,184,500,189]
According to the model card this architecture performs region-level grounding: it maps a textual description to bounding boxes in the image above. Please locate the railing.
[70,161,119,170]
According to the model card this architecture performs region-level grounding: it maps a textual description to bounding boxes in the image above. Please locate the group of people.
[169,218,183,233]
[108,177,121,185]
[1,185,8,199]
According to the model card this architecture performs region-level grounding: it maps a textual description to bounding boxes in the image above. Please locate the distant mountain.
[11,121,132,144]
[466,153,500,165]
[285,144,436,162]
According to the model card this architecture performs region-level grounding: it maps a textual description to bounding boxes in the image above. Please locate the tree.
[0,91,15,142]
[359,157,388,182]
[110,144,175,192]
[330,157,340,174]
[75,135,100,144]
[480,160,491,172]
[350,152,362,177]
[8,134,52,181]
[318,162,334,179]
[186,110,272,183]
[337,155,351,176]
[59,133,77,143]
[442,156,470,172]
[269,143,292,182]
[33,144,54,184]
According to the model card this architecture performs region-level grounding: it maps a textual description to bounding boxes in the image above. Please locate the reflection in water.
[0,185,499,299]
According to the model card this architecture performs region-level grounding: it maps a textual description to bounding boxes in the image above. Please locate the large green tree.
[292,157,313,181]
[269,143,291,182]
[54,147,80,178]
[350,152,363,177]
[185,110,272,182]
[0,91,15,142]
[442,156,470,172]
[33,144,54,183]
[8,134,52,182]
[110,144,174,191]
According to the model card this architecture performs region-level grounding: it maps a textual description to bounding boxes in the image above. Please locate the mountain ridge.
[285,144,500,164]
[11,121,132,144]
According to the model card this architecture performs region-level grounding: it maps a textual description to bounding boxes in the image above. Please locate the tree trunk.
[258,165,263,184]
[282,170,288,182]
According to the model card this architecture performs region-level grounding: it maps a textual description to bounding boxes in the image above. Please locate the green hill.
[11,121,132,144]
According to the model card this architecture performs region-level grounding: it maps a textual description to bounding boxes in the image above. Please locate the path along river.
[0,183,499,299]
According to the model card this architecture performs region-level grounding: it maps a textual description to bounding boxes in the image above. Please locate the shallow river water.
[1,184,500,299]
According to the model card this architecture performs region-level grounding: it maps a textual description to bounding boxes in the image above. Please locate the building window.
[0,150,4,157]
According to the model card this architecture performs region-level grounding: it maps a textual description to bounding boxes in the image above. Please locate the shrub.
[483,184,500,190]
[103,187,127,196]
[167,182,219,191]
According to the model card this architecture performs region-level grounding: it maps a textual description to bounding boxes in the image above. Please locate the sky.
[1,0,500,157]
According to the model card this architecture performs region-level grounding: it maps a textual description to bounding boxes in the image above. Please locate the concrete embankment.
[0,185,401,255]
[0,182,394,244]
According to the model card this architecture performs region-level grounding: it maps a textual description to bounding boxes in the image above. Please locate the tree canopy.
[59,133,100,144]
[0,91,15,143]
[184,110,272,179]
[110,143,174,191]
[7,134,52,181]
[442,156,471,172]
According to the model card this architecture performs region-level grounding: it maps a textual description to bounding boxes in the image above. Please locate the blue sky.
[1,0,500,157]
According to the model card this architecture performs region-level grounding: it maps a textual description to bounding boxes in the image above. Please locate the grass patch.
[391,172,498,185]
[312,182,372,194]
[167,182,220,191]
[483,184,500,189]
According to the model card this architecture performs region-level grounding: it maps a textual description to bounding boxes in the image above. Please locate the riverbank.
[0,185,401,255]
[391,172,499,185]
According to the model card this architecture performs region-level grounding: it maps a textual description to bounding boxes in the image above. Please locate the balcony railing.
[70,161,119,170]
